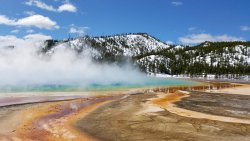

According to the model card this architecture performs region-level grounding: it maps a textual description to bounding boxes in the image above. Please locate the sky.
[0,0,250,45]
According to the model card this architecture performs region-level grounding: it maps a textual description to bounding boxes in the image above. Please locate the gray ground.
[76,93,250,141]
[176,91,250,120]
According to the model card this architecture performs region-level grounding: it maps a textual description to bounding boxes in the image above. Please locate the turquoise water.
[0,77,200,93]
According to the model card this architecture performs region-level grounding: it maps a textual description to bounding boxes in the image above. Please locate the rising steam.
[0,39,147,88]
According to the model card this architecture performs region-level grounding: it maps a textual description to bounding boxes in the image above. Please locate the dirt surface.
[175,91,250,120]
[0,96,122,141]
[209,85,250,95]
[76,93,250,141]
[0,82,250,141]
[0,104,34,135]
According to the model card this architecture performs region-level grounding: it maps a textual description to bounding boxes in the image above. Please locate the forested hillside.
[43,33,250,78]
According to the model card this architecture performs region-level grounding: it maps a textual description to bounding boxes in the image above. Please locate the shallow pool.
[0,77,200,93]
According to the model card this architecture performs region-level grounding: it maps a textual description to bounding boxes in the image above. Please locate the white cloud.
[188,27,197,31]
[69,27,79,34]
[0,34,51,48]
[179,33,244,44]
[187,27,205,33]
[24,33,52,41]
[0,14,59,30]
[11,29,20,34]
[171,1,183,6]
[25,0,77,13]
[25,0,56,12]
[0,15,15,25]
[240,26,250,31]
[17,15,59,29]
[24,11,36,16]
[165,41,174,45]
[27,29,34,33]
[69,26,89,35]
[58,3,77,12]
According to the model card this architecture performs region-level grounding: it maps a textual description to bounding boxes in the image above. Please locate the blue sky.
[0,0,250,44]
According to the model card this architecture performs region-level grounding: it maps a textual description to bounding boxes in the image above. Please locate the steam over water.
[0,41,197,92]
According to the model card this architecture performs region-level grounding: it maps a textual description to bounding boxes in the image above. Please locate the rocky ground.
[0,83,250,141]
[76,88,250,141]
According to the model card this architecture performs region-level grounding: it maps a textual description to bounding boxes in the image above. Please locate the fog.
[0,39,147,88]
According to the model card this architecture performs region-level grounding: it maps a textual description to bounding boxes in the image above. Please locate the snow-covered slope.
[43,34,250,77]
[45,33,169,58]
[187,45,250,66]
[90,33,169,56]
[44,33,172,65]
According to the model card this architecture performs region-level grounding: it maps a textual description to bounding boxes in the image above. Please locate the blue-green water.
[0,77,200,93]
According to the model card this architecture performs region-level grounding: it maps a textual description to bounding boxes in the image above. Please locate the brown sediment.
[0,82,250,141]
[150,84,250,124]
[0,91,127,107]
[209,84,250,95]
[16,96,122,141]
[151,91,187,106]
[16,101,67,141]
[152,92,250,124]
[141,81,242,94]
[17,101,105,141]
[76,93,250,141]
[0,103,35,141]
[0,95,122,141]
[75,83,250,141]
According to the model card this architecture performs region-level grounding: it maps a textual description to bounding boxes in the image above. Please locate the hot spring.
[0,42,200,94]
[0,77,200,93]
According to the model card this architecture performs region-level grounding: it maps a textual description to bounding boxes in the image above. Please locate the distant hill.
[42,33,250,78]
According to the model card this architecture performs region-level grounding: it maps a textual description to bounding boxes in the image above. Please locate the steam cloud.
[0,40,147,88]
